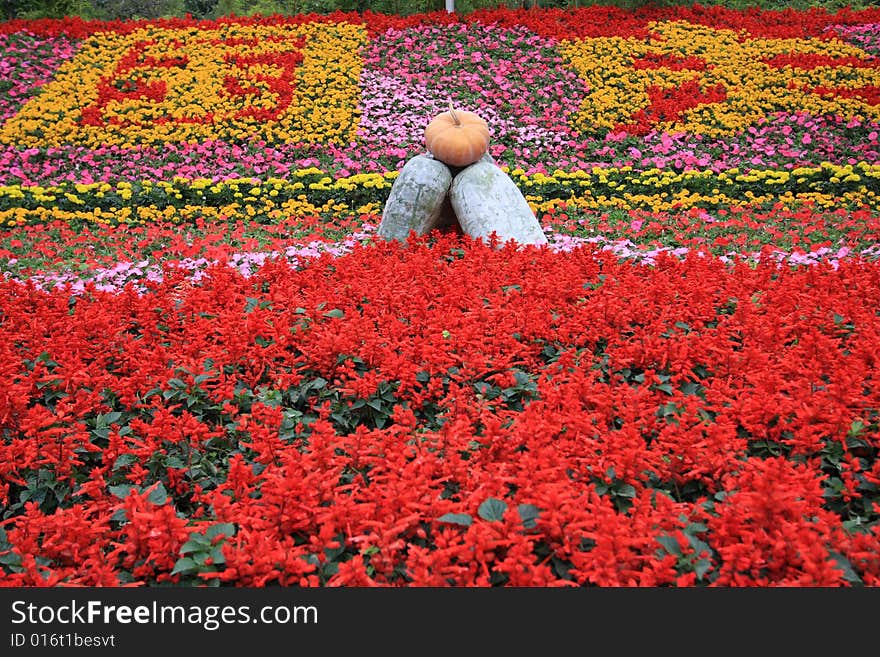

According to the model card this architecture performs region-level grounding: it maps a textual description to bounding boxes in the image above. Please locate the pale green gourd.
[378,154,453,242]
[450,158,548,247]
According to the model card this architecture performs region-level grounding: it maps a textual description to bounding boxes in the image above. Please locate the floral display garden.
[1,4,880,586]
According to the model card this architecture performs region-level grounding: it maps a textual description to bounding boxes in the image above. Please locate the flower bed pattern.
[3,238,880,586]
[2,6,880,587]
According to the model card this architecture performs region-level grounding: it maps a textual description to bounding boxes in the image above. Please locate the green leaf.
[686,535,711,557]
[99,411,122,426]
[477,498,507,522]
[829,551,862,584]
[147,482,168,506]
[108,484,135,499]
[474,381,493,396]
[615,484,636,499]
[694,558,713,581]
[517,504,540,529]
[210,545,226,565]
[658,402,680,416]
[437,513,473,527]
[171,557,198,575]
[111,454,137,471]
[656,534,682,556]
[322,308,345,319]
[0,551,22,566]
[180,538,209,555]
[205,522,236,541]
[366,398,386,412]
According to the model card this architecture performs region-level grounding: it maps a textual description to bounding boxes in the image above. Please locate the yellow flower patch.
[562,20,880,136]
[0,21,367,148]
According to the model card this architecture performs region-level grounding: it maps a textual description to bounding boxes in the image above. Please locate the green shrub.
[3,0,878,22]
[97,0,186,19]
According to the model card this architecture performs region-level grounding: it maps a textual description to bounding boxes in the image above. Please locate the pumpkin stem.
[448,100,460,126]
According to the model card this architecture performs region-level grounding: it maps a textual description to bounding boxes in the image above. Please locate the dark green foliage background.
[3,0,877,21]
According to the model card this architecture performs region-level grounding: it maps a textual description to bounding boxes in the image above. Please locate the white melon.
[450,158,548,247]
[378,154,453,242]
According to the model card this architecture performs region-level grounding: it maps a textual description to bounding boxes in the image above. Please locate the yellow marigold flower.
[0,21,367,148]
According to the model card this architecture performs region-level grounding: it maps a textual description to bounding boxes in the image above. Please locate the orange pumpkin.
[424,101,490,168]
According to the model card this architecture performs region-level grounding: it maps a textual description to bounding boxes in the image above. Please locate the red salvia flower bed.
[2,235,879,586]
